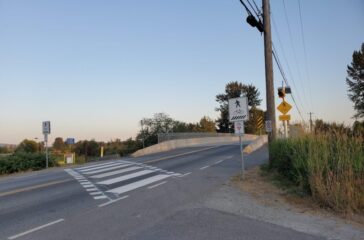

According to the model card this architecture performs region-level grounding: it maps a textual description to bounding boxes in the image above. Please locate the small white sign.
[229,97,249,122]
[42,121,51,134]
[234,121,245,136]
[265,120,272,133]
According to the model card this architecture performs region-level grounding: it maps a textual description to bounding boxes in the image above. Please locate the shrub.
[269,133,364,213]
[0,152,56,174]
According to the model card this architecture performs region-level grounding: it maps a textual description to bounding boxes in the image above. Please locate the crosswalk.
[65,159,181,201]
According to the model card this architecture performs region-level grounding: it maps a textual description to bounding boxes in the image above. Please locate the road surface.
[0,144,324,240]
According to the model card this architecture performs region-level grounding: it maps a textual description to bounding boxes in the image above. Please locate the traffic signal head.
[246,15,264,33]
[278,87,285,98]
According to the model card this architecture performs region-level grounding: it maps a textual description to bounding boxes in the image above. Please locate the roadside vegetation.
[0,140,56,174]
[267,121,364,214]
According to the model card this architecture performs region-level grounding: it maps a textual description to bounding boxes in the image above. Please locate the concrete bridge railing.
[132,134,261,157]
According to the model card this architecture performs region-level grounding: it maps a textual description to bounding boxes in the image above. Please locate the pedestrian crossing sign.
[229,97,249,122]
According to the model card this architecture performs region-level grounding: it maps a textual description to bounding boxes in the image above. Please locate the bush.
[269,133,364,213]
[0,152,56,174]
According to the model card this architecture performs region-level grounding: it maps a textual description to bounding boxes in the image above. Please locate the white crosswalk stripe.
[90,166,142,179]
[107,174,171,195]
[65,159,181,202]
[97,169,154,185]
[79,162,127,173]
[76,160,121,170]
[82,164,132,175]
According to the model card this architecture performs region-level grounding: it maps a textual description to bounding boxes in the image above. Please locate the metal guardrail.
[157,132,235,143]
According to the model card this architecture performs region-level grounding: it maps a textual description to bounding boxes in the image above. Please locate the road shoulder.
[203,167,364,240]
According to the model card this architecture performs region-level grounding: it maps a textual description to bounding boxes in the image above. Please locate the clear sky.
[0,0,363,144]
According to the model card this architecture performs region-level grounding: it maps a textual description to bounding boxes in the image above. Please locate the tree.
[216,81,262,132]
[197,116,216,132]
[346,43,364,119]
[0,146,10,154]
[74,140,100,159]
[352,120,364,136]
[15,139,38,153]
[137,113,175,147]
[53,137,66,152]
[244,107,265,134]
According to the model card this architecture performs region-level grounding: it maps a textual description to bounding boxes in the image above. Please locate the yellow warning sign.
[277,100,292,115]
[279,114,291,121]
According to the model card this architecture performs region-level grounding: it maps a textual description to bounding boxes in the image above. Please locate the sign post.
[229,97,249,179]
[42,121,51,168]
[277,100,292,138]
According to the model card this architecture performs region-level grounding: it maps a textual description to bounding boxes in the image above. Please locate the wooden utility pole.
[262,0,276,142]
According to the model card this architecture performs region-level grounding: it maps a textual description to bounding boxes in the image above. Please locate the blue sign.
[66,138,75,145]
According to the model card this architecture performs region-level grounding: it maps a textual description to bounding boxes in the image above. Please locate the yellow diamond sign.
[277,100,292,115]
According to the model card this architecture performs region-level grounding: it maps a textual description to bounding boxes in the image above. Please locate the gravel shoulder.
[202,166,364,240]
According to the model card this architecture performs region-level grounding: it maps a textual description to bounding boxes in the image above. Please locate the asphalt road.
[0,144,324,240]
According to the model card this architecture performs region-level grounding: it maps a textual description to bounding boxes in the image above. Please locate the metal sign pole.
[45,135,48,168]
[239,134,244,178]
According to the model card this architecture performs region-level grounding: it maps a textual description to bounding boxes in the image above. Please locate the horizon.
[1,0,363,144]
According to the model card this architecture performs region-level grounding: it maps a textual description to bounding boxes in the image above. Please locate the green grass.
[268,133,364,214]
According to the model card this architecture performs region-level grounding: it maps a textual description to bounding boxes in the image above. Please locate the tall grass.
[269,133,364,213]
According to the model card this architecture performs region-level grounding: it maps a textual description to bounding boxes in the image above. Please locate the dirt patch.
[232,166,364,227]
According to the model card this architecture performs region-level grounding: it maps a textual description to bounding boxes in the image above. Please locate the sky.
[0,0,363,144]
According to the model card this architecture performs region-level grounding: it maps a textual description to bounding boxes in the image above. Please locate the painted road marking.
[180,172,192,177]
[98,195,129,208]
[107,174,171,195]
[143,146,220,164]
[82,164,132,175]
[148,181,167,189]
[8,219,64,240]
[200,165,210,170]
[82,163,130,175]
[86,188,98,191]
[214,160,224,165]
[97,170,154,185]
[76,161,122,170]
[90,166,142,179]
[89,191,102,195]
[93,195,107,200]
[75,161,119,170]
[79,162,127,172]
[0,179,71,198]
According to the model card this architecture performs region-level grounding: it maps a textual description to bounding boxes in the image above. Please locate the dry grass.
[269,133,364,214]
[232,166,364,226]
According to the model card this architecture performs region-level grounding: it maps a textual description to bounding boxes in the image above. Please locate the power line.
[251,0,262,16]
[246,0,260,18]
[238,0,306,123]
[272,49,305,122]
[297,0,314,111]
[239,0,253,16]
[281,0,311,111]
[271,14,307,114]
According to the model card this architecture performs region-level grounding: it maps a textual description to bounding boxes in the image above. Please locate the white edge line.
[147,181,167,189]
[179,172,192,177]
[200,165,210,170]
[8,219,64,240]
[98,195,129,208]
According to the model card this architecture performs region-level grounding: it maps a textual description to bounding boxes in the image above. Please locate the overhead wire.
[238,0,306,122]
[281,0,311,111]
[246,0,260,18]
[272,50,306,122]
[251,0,262,16]
[271,14,307,114]
[297,0,314,112]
